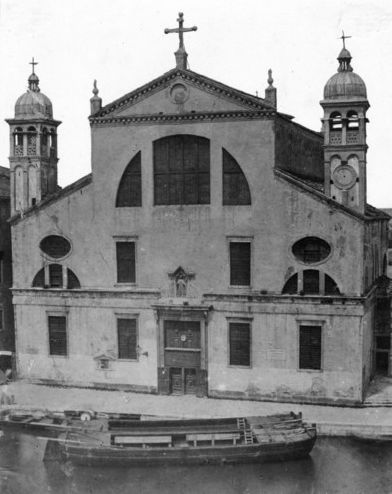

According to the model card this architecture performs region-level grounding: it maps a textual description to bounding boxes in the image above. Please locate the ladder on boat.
[237,417,254,444]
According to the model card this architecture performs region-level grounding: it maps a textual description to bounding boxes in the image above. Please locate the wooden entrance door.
[169,367,197,395]
[164,320,201,395]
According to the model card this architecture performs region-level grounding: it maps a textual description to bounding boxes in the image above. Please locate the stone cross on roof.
[339,30,352,49]
[29,57,38,74]
[164,12,197,70]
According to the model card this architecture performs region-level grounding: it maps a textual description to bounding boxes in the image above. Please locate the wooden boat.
[44,412,317,466]
[0,408,141,437]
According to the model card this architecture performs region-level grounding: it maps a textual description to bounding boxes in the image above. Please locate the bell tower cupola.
[6,59,62,215]
[320,34,369,214]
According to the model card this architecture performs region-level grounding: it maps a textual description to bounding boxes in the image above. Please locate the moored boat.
[44,412,317,466]
[0,408,141,437]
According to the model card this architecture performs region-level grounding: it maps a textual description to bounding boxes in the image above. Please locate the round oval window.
[40,235,71,258]
[292,237,331,264]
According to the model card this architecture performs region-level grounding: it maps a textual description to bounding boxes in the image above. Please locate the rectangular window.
[116,242,136,283]
[117,318,137,359]
[230,242,251,286]
[48,315,67,356]
[299,325,321,370]
[0,308,3,330]
[229,322,251,366]
[49,264,63,288]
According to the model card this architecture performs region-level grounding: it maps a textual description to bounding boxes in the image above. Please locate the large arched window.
[32,264,81,289]
[222,149,251,205]
[282,270,340,295]
[153,135,210,205]
[116,151,142,207]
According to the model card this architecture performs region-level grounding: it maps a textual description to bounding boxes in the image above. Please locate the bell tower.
[6,60,61,215]
[320,36,369,214]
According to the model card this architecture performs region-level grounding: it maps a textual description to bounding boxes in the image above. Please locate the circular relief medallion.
[332,165,357,190]
[169,83,189,105]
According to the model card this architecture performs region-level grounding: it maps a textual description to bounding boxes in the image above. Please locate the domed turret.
[323,47,367,101]
[15,71,53,119]
[6,59,61,215]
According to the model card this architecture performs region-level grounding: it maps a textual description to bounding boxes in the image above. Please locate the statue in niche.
[168,266,195,298]
[176,278,187,297]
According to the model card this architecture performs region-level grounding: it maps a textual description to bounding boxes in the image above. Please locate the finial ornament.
[92,79,99,96]
[267,69,274,88]
[29,57,38,74]
[164,12,197,69]
[90,79,102,114]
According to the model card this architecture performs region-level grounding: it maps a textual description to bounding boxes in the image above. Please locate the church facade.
[7,19,390,405]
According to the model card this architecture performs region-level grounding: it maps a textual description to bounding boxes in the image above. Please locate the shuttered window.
[299,326,321,370]
[116,152,142,207]
[230,242,251,286]
[229,322,251,366]
[48,315,67,356]
[154,135,210,205]
[116,242,136,283]
[222,149,251,205]
[117,318,137,359]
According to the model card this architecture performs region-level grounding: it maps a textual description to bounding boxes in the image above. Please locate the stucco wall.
[14,290,365,403]
[12,117,365,298]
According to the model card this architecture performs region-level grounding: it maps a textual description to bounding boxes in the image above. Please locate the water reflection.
[1,433,392,494]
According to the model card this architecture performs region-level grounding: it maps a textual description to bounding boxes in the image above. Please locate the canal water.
[0,433,391,494]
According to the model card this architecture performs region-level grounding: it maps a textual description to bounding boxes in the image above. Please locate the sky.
[0,0,391,206]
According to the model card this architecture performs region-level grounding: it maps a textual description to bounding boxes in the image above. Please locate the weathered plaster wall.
[14,290,365,403]
[207,301,364,404]
[14,291,159,391]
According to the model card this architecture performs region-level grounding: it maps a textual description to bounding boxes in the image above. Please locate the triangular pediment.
[90,68,275,121]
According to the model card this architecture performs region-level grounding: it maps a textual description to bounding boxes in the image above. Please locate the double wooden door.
[164,320,200,395]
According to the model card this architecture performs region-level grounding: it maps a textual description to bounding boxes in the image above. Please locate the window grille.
[154,135,210,205]
[116,152,142,207]
[222,149,251,205]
